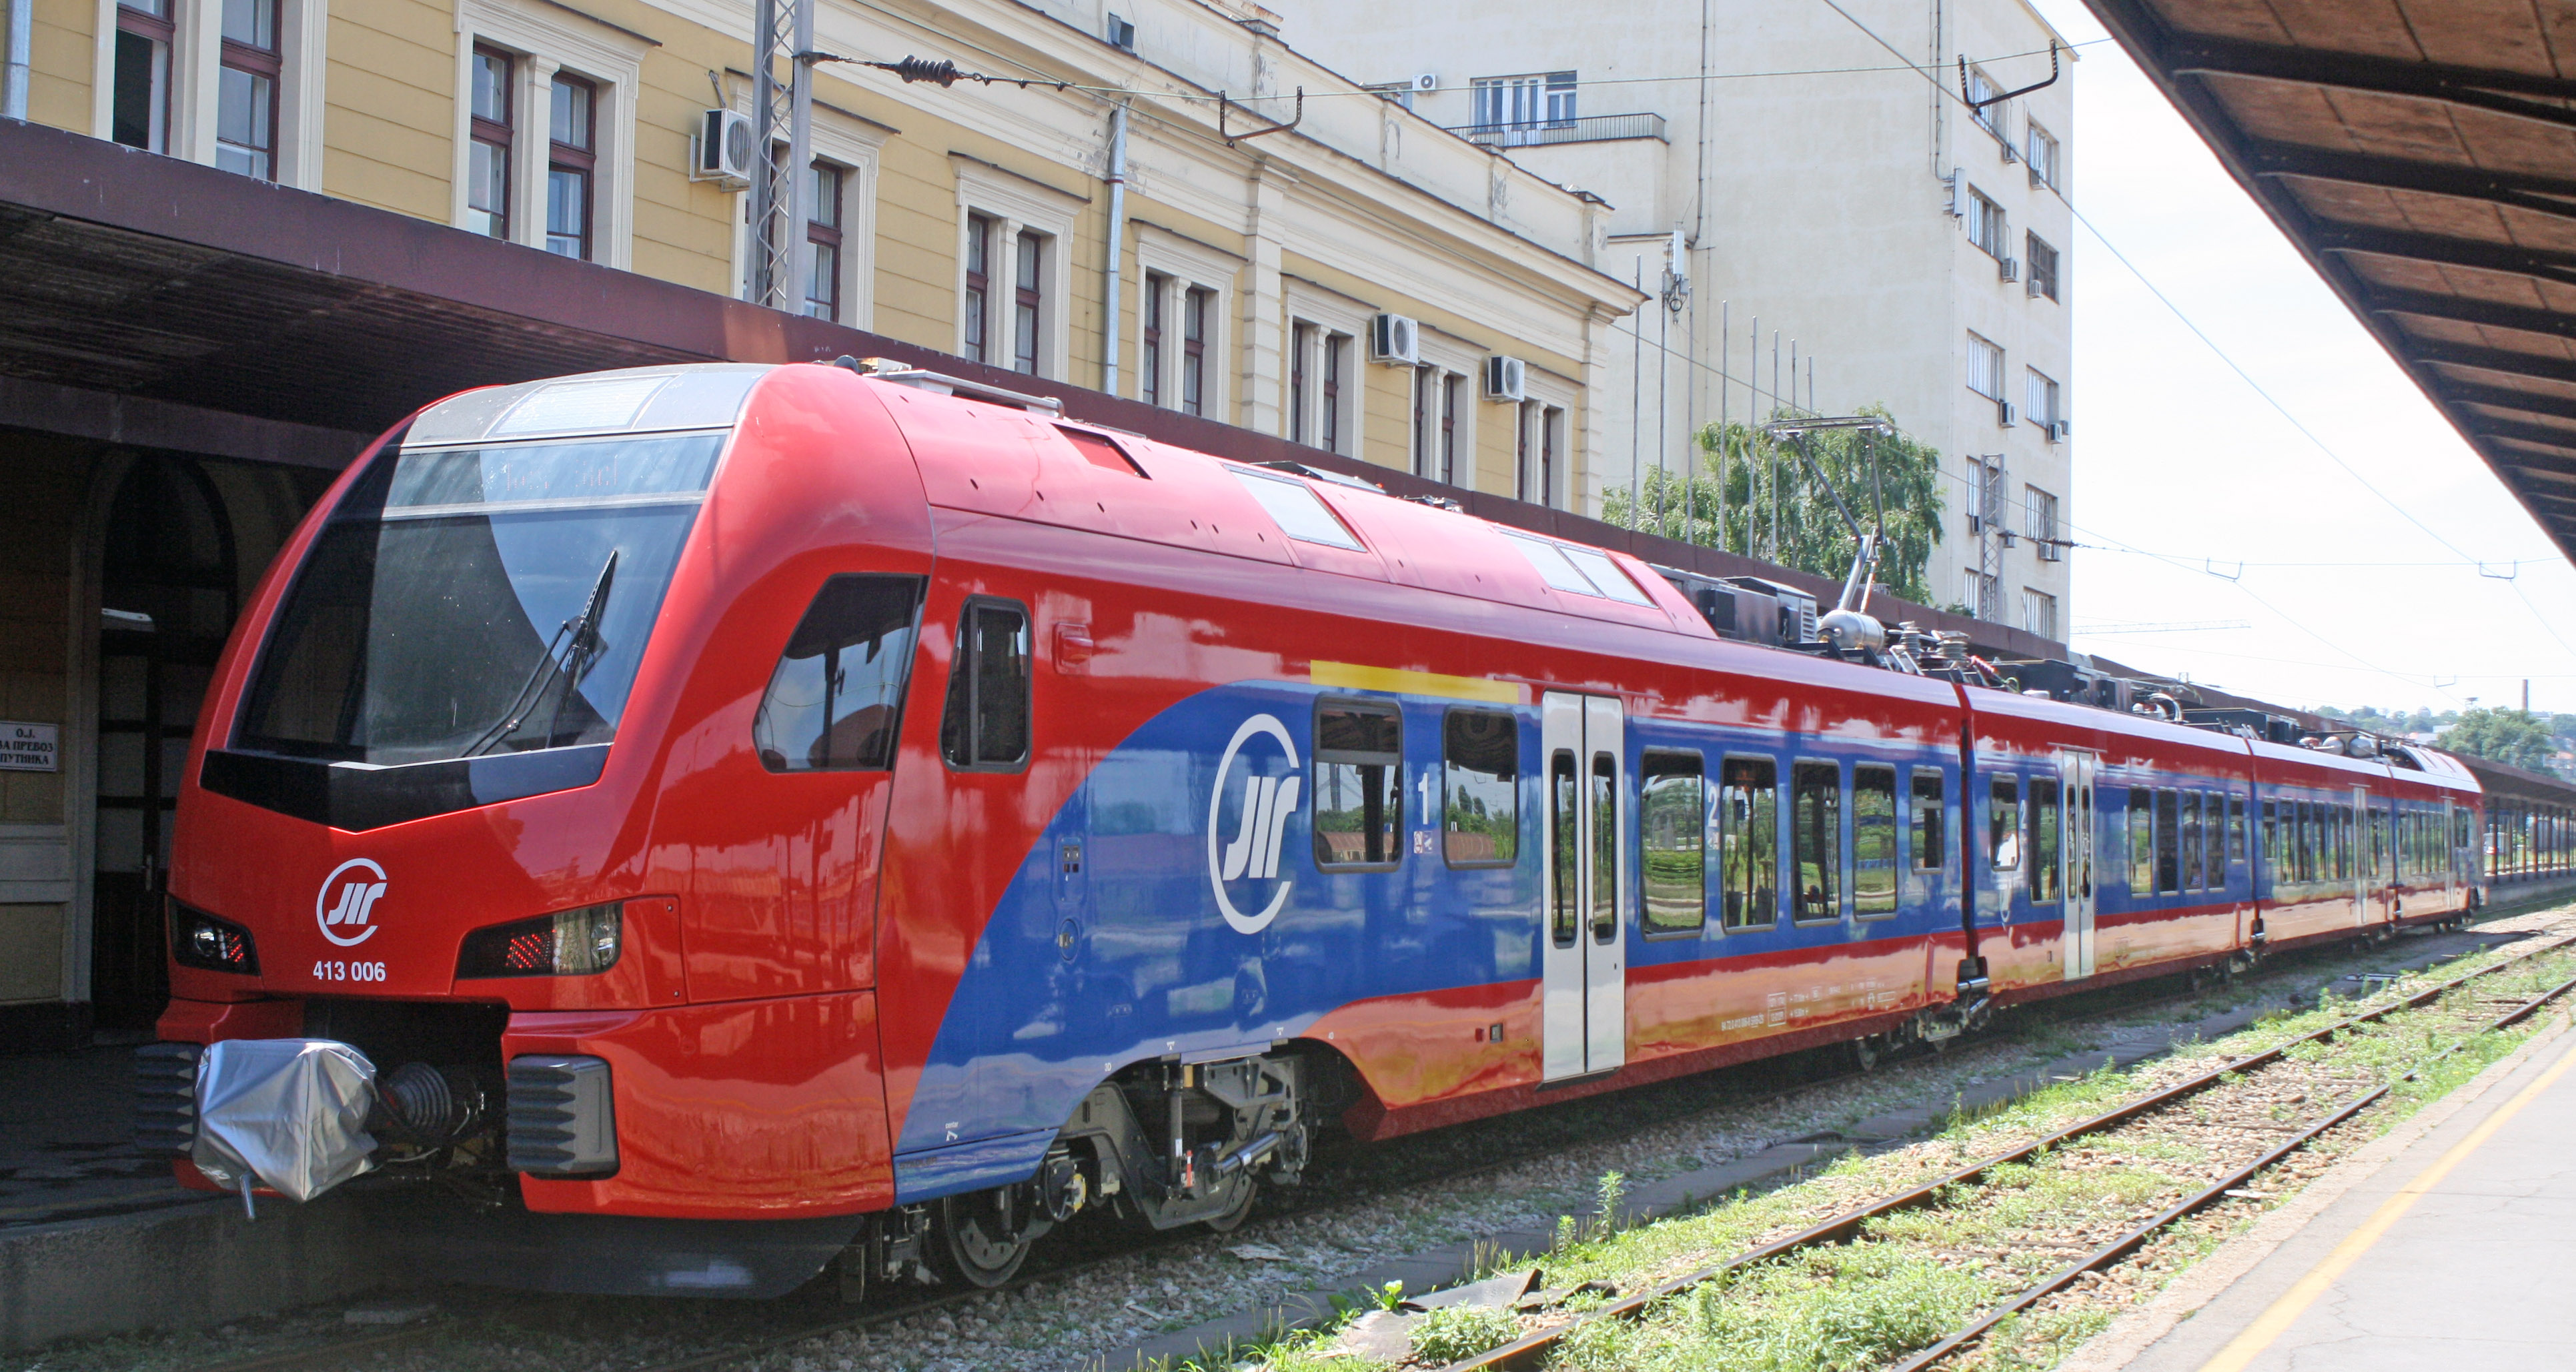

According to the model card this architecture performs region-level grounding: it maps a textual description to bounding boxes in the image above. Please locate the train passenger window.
[1854,766,1898,918]
[1990,778,2022,872]
[1591,753,1618,943]
[1550,750,1578,946]
[2130,788,2154,893]
[1641,751,1706,936]
[2229,796,2246,868]
[1227,467,1364,550]
[1910,769,1945,871]
[754,574,925,771]
[2297,801,2316,883]
[2262,800,2277,880]
[1718,757,1778,931]
[1314,702,1403,869]
[2200,792,2220,887]
[1792,762,1841,923]
[2181,792,2204,892]
[1442,710,1519,868]
[2028,777,2059,904]
[938,599,1030,770]
[2156,789,2181,894]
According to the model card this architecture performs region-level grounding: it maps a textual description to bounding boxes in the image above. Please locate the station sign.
[0,722,59,772]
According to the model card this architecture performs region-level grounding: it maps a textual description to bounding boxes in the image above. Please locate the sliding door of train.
[1541,692,1628,1082]
[2058,752,2098,980]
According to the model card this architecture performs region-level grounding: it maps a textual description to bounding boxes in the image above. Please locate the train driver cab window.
[1641,750,1706,936]
[1443,709,1519,867]
[1792,761,1842,923]
[1718,757,1778,931]
[755,574,924,770]
[2028,776,2059,904]
[2157,789,2182,894]
[1910,768,1946,872]
[939,600,1030,769]
[1854,765,1898,917]
[1315,702,1403,868]
[1989,777,2022,875]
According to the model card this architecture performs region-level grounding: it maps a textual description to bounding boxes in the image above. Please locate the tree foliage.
[1599,406,1946,606]
[2438,708,2559,774]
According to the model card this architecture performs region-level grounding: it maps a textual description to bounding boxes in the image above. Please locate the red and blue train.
[141,361,2486,1295]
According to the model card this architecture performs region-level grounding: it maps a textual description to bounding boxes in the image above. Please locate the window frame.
[1312,695,1405,873]
[1639,748,1708,938]
[466,43,514,240]
[804,159,845,321]
[1790,759,1844,926]
[1013,228,1047,376]
[544,71,596,260]
[1441,707,1521,872]
[1966,331,2005,399]
[1132,225,1239,411]
[1854,762,1900,919]
[2025,231,2060,301]
[1910,766,1947,873]
[1717,754,1780,934]
[215,0,283,179]
[111,0,174,154]
[937,596,1032,774]
[753,573,926,774]
[962,211,995,366]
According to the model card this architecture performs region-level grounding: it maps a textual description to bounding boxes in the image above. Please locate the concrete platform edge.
[2054,1010,2576,1372]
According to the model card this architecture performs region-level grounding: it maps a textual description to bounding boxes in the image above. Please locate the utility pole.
[748,0,812,311]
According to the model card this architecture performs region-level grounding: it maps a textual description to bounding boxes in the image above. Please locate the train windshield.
[234,430,726,765]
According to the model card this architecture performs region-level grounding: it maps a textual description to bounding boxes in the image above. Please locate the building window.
[1966,332,2004,399]
[962,212,995,365]
[466,46,512,238]
[1441,373,1461,484]
[1321,333,1346,454]
[1965,64,2004,140]
[2026,368,2061,432]
[2027,121,2060,189]
[1141,271,1167,406]
[1180,285,1211,415]
[216,0,281,178]
[1471,71,1575,131]
[804,161,844,320]
[1363,81,1414,111]
[113,0,175,152]
[1289,323,1314,445]
[545,74,595,259]
[2022,586,2058,640]
[1968,188,2007,259]
[1013,230,1045,375]
[1515,402,1568,507]
[2026,232,2059,301]
[2024,484,2060,561]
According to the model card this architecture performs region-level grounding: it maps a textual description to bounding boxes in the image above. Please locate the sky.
[2014,0,2576,719]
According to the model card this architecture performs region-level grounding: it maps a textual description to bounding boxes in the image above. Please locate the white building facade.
[1268,0,2076,633]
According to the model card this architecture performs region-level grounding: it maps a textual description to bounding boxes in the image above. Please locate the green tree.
[2438,708,2559,774]
[1599,406,1947,606]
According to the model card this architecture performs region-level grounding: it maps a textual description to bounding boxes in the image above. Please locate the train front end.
[145,362,928,1294]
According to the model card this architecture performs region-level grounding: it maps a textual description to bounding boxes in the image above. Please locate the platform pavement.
[2094,1010,2576,1372]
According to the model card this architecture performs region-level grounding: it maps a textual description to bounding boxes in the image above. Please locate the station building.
[0,0,1674,1048]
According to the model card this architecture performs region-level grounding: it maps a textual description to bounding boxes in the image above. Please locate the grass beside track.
[1235,940,2576,1372]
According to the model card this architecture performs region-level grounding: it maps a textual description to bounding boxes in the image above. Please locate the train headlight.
[171,902,259,974]
[456,902,623,978]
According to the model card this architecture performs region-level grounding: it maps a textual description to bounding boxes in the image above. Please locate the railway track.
[171,922,2542,1372]
[1433,932,2576,1372]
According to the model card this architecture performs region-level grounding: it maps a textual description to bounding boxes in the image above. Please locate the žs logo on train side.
[315,858,389,947]
[1209,714,1300,935]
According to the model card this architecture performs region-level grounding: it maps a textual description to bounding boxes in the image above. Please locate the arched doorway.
[91,454,238,1030]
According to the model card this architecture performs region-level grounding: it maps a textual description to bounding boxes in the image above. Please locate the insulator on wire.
[884,56,962,87]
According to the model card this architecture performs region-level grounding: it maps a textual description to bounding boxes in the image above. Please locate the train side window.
[938,598,1030,770]
[1590,752,1618,943]
[1641,750,1706,936]
[1910,768,1945,871]
[2297,801,2315,883]
[1549,750,1578,946]
[1792,761,1842,923]
[1854,764,1898,918]
[2156,788,2181,894]
[756,574,926,771]
[2262,800,2277,880]
[1718,757,1778,931]
[1989,777,2022,872]
[2028,776,2059,904]
[1314,701,1403,869]
[2229,795,2246,868]
[2130,787,2154,894]
[2206,791,2226,888]
[1442,709,1519,868]
[2181,791,2205,892]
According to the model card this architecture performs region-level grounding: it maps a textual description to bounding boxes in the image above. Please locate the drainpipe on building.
[4,0,32,121]
[1100,102,1131,397]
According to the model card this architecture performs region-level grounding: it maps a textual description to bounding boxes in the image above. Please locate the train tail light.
[171,902,260,974]
[456,902,622,978]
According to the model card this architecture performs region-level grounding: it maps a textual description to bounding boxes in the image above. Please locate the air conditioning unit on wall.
[1413,73,1438,93]
[1997,399,2017,428]
[1998,256,2020,283]
[1483,355,1526,402]
[692,109,755,187]
[1371,313,1420,366]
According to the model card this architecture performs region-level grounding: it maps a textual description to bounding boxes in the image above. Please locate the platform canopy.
[2085,0,2576,564]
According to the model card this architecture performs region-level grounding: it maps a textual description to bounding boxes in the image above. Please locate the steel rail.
[1437,932,2576,1372]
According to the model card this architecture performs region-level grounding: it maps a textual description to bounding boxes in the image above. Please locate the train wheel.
[936,1191,1036,1288]
[1200,1179,1259,1234]
[1851,1036,1882,1072]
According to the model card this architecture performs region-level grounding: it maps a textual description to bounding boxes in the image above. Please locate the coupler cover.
[190,1039,380,1202]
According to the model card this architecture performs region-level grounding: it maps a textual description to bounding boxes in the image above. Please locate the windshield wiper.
[462,550,618,758]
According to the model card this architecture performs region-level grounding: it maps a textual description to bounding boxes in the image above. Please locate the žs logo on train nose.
[315,858,388,948]
[1208,714,1301,934]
